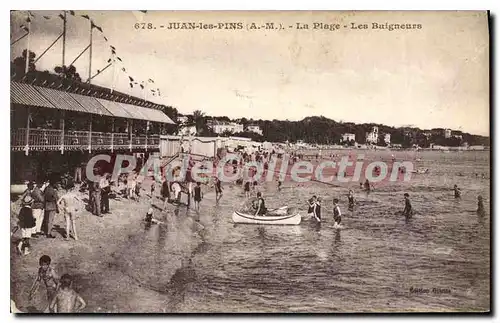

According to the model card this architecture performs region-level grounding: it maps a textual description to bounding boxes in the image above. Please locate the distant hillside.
[183,114,489,148]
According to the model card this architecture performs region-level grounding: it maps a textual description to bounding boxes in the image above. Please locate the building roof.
[11,81,175,124]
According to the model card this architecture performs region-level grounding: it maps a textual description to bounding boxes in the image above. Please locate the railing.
[11,128,161,154]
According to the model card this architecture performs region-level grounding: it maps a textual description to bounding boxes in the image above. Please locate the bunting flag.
[91,21,103,32]
[11,9,163,101]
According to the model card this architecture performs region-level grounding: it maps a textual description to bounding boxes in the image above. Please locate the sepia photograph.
[9,10,490,313]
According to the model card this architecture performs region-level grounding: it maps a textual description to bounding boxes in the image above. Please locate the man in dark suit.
[43,178,59,238]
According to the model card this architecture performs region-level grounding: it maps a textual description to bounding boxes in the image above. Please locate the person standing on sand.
[17,195,36,255]
[91,177,102,217]
[453,184,461,199]
[100,174,110,214]
[57,185,82,241]
[32,180,45,237]
[49,274,86,313]
[43,179,59,239]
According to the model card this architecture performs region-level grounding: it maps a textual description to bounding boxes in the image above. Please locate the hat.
[404,193,409,197]
[333,198,339,203]
[22,195,34,205]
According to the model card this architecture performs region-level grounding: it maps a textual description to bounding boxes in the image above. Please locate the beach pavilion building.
[10,80,176,184]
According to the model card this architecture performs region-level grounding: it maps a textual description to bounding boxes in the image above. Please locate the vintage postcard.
[10,10,490,313]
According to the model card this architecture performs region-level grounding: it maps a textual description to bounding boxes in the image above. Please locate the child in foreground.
[17,195,36,256]
[29,255,59,313]
[49,274,86,313]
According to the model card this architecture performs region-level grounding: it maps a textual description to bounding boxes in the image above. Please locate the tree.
[221,129,233,137]
[54,65,82,82]
[191,110,206,135]
[11,50,36,79]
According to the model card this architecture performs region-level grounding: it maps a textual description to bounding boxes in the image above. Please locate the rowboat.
[232,206,301,225]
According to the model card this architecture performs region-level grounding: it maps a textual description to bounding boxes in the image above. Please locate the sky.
[10,11,489,135]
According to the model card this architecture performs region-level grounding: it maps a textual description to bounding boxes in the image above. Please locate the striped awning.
[69,93,113,116]
[141,107,175,124]
[96,99,133,119]
[11,82,55,108]
[118,102,149,120]
[34,86,88,113]
[11,82,176,124]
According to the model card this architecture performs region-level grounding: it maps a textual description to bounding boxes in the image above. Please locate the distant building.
[342,133,356,143]
[453,134,463,140]
[247,124,263,135]
[423,132,432,138]
[211,122,244,134]
[365,126,379,144]
[177,125,197,137]
[444,129,452,138]
[384,133,391,145]
[177,116,188,124]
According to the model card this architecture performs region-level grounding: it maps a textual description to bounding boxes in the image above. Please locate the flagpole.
[111,53,116,94]
[88,20,93,84]
[25,17,31,74]
[62,11,67,67]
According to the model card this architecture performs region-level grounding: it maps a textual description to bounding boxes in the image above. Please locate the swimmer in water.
[333,198,342,228]
[402,193,412,219]
[49,274,86,313]
[314,197,322,222]
[308,195,317,216]
[364,179,371,193]
[244,181,251,198]
[477,195,485,216]
[453,184,461,199]
[215,177,223,203]
[348,189,355,211]
[144,207,164,226]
